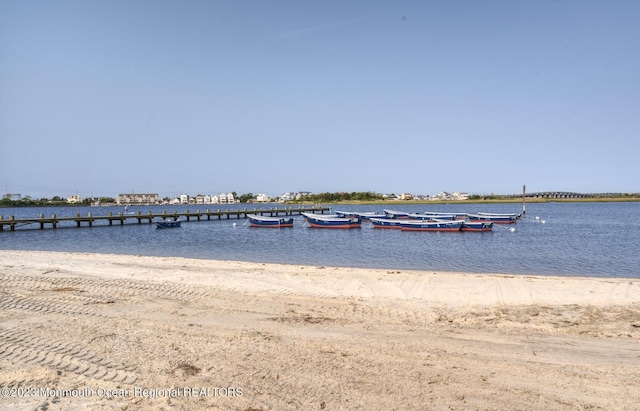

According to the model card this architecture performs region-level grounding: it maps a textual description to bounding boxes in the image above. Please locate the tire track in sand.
[0,328,137,384]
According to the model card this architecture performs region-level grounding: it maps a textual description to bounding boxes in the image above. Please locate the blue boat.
[399,219,464,232]
[334,210,358,218]
[461,221,493,232]
[156,219,182,229]
[304,214,361,229]
[355,212,387,220]
[467,213,517,224]
[247,214,294,228]
[383,209,410,219]
[418,211,468,219]
[370,218,405,229]
[302,212,340,219]
[336,211,386,220]
[407,213,456,221]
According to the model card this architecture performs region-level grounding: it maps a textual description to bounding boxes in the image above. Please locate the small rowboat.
[399,219,464,232]
[335,211,386,220]
[156,219,182,229]
[383,209,410,219]
[477,212,519,217]
[354,212,387,220]
[407,213,456,221]
[370,218,405,229]
[302,212,340,219]
[305,214,361,229]
[418,211,468,219]
[461,221,493,232]
[247,214,294,228]
[467,213,517,224]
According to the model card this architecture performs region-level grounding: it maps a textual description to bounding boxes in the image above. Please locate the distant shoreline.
[290,196,640,206]
[2,195,640,208]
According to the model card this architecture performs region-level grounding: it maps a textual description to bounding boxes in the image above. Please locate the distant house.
[66,195,83,204]
[452,192,469,200]
[399,193,413,200]
[219,193,227,204]
[194,194,214,204]
[295,191,311,200]
[256,193,270,203]
[180,194,189,204]
[279,192,295,203]
[117,193,159,205]
[226,193,236,204]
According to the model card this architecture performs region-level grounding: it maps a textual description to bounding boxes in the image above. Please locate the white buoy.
[535,216,540,220]
[510,227,516,233]
[232,222,237,227]
[541,220,546,224]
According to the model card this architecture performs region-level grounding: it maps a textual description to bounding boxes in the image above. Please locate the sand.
[0,250,639,411]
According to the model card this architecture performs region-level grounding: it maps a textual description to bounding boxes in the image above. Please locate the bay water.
[1,202,638,278]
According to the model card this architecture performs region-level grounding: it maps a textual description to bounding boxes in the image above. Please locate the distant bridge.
[504,191,623,199]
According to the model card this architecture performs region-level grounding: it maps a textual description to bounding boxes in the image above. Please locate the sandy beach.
[0,250,639,410]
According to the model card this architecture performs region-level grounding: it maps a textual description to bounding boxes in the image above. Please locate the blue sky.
[1,0,638,199]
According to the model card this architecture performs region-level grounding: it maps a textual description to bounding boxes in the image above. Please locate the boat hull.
[306,216,361,229]
[407,213,455,221]
[156,221,181,229]
[383,209,410,219]
[370,218,404,229]
[461,221,493,232]
[467,214,516,224]
[248,215,294,228]
[399,220,464,232]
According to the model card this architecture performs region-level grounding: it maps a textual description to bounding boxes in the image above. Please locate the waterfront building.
[117,193,159,205]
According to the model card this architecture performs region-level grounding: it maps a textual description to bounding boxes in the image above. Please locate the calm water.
[1,202,639,278]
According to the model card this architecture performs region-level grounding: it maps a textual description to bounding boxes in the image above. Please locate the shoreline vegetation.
[2,193,640,208]
[1,250,639,410]
[290,195,640,206]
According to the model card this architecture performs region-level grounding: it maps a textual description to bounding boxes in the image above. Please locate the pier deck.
[0,206,330,231]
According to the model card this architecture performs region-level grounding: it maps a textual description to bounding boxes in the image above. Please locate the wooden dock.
[0,206,330,231]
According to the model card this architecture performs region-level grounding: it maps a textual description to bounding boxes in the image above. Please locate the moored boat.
[335,210,357,218]
[335,211,386,220]
[399,219,464,232]
[305,214,361,229]
[354,211,387,220]
[477,212,520,219]
[247,214,294,228]
[370,218,405,229]
[383,209,410,219]
[419,211,467,220]
[467,213,517,224]
[407,213,455,221]
[302,212,340,220]
[461,221,493,232]
[156,219,182,229]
